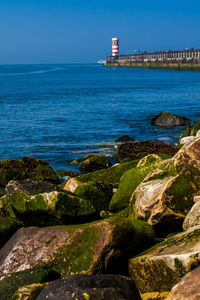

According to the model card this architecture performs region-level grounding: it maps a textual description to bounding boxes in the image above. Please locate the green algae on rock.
[0,157,59,188]
[0,218,154,280]
[129,137,200,236]
[76,159,140,186]
[0,216,21,248]
[0,267,60,300]
[79,155,112,172]
[0,190,96,226]
[116,141,177,162]
[129,225,200,294]
[75,181,111,212]
[109,158,169,213]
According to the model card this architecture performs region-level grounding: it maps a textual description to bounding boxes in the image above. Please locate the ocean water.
[0,63,200,170]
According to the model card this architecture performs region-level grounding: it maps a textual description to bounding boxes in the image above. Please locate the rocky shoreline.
[1,117,200,299]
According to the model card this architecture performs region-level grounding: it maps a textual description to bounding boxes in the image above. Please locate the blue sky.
[0,0,200,63]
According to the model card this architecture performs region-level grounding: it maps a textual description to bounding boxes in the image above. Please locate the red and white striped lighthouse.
[112,37,119,56]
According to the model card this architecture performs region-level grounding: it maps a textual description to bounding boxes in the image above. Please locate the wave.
[0,67,63,77]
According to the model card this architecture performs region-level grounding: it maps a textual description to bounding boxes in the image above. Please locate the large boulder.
[129,225,200,294]
[0,157,59,188]
[129,137,200,236]
[116,141,177,161]
[167,265,200,300]
[36,274,141,300]
[0,190,96,226]
[151,112,190,127]
[0,218,154,280]
[79,155,112,172]
[0,267,60,300]
[183,199,200,231]
[109,158,170,213]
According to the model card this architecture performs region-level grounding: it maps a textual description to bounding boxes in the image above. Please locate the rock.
[12,283,48,300]
[109,158,169,213]
[166,265,200,300]
[79,155,112,172]
[151,112,190,127]
[5,179,62,195]
[141,292,169,300]
[183,200,200,231]
[129,225,200,294]
[0,267,60,300]
[136,154,163,168]
[116,141,177,161]
[0,216,21,248]
[36,274,141,300]
[0,190,96,226]
[76,159,140,186]
[63,177,82,193]
[116,135,135,142]
[194,196,200,203]
[179,120,200,142]
[0,218,154,279]
[196,129,200,137]
[0,156,59,188]
[129,137,200,236]
[56,170,80,178]
[75,182,111,213]
[179,136,196,144]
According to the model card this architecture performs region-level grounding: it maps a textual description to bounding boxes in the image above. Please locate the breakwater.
[105,48,200,70]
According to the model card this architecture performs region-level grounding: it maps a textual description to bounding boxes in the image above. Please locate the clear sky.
[1,0,200,64]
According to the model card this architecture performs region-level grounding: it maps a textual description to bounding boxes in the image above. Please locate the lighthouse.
[112,38,119,56]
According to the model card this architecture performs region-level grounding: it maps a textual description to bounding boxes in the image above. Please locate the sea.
[0,63,200,171]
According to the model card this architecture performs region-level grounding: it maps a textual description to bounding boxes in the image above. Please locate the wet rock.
[5,179,62,195]
[151,112,190,127]
[116,141,177,161]
[129,137,200,236]
[0,156,59,188]
[79,155,111,172]
[36,274,141,300]
[63,177,82,193]
[167,265,200,300]
[116,135,135,142]
[0,190,96,226]
[0,267,60,300]
[136,154,163,168]
[0,218,154,280]
[129,225,200,294]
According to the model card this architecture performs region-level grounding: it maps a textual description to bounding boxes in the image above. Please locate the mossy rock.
[0,216,21,248]
[0,218,154,280]
[179,120,200,142]
[75,181,111,212]
[0,157,59,187]
[116,141,177,162]
[79,155,112,172]
[129,225,200,294]
[76,159,140,186]
[0,267,60,300]
[0,190,96,226]
[109,159,168,212]
[12,283,48,300]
